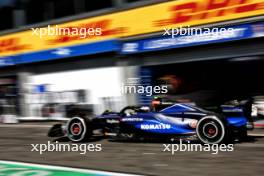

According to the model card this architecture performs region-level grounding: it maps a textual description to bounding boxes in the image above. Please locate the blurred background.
[0,0,264,125]
[0,0,264,175]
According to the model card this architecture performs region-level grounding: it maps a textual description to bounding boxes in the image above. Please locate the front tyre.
[66,117,92,142]
[196,116,229,144]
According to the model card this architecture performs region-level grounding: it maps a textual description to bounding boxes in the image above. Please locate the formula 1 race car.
[48,98,250,144]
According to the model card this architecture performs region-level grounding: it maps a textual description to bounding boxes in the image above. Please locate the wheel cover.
[70,123,82,136]
[202,122,218,138]
[67,117,87,142]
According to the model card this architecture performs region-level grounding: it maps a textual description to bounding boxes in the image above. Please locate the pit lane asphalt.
[0,122,264,176]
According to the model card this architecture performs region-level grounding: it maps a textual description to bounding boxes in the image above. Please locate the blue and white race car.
[48,99,249,144]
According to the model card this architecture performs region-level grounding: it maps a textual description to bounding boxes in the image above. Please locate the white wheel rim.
[196,116,225,144]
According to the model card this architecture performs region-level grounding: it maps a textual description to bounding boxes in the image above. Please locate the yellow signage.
[0,0,264,57]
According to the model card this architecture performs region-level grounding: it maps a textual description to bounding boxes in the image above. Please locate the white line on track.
[0,160,140,176]
[0,124,52,128]
[153,164,168,167]
[236,143,264,148]
[142,153,156,155]
[248,133,264,137]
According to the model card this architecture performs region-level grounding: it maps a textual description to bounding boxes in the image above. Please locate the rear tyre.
[66,117,92,142]
[196,116,230,144]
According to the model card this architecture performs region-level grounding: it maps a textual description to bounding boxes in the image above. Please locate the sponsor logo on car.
[121,118,143,122]
[140,124,171,130]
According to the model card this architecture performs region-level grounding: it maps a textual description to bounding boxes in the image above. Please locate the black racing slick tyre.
[66,117,92,142]
[48,124,64,137]
[196,116,231,144]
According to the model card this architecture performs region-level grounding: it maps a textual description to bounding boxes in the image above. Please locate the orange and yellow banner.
[0,0,264,57]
